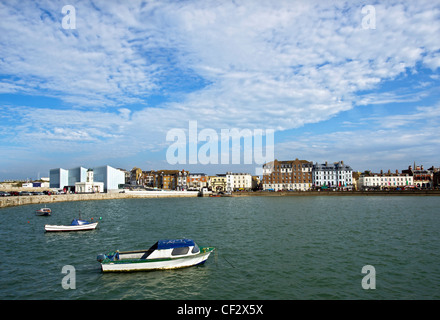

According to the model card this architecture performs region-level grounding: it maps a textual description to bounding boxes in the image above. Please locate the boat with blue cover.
[97,239,215,272]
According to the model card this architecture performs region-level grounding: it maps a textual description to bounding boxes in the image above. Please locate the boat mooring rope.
[215,249,235,268]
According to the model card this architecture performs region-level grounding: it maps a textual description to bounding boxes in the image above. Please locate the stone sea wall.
[0,190,199,209]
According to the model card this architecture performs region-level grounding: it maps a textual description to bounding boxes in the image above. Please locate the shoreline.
[232,190,440,197]
[1,189,439,209]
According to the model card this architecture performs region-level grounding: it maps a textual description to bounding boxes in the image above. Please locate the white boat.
[45,218,98,232]
[97,239,215,272]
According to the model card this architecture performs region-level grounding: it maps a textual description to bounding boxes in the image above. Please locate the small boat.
[45,218,98,232]
[97,239,215,272]
[36,207,51,216]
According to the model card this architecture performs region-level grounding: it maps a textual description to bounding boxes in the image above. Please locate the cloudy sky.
[1,0,439,180]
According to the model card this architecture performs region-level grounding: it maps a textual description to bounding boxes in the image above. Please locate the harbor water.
[0,196,439,300]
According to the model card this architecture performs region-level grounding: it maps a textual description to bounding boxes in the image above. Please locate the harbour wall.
[0,190,199,209]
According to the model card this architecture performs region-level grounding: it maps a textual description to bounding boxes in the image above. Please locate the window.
[192,245,200,254]
[171,247,189,256]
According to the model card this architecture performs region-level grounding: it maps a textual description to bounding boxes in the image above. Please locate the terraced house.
[313,161,353,190]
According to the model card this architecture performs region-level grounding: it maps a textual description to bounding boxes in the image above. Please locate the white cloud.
[275,104,440,171]
[1,0,440,177]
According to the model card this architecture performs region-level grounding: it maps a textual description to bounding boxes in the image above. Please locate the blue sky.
[1,0,439,180]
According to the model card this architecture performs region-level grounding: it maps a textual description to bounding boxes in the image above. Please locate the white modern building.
[313,161,353,190]
[50,165,125,192]
[226,172,252,192]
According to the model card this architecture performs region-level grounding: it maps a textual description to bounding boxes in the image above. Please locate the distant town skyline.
[1,1,439,180]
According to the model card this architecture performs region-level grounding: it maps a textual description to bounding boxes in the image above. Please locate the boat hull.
[44,222,98,232]
[100,249,214,272]
[36,210,51,216]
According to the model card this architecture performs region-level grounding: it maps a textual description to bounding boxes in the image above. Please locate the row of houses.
[262,159,353,191]
[48,161,439,194]
[358,164,439,190]
[125,168,259,192]
[261,159,440,191]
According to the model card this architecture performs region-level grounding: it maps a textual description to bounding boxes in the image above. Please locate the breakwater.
[0,190,199,209]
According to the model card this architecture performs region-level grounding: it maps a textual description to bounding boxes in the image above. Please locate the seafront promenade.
[232,190,440,197]
[1,189,439,209]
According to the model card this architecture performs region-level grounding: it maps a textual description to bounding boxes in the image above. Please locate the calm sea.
[0,196,439,300]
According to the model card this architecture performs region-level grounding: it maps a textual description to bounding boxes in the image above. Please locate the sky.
[1,0,439,180]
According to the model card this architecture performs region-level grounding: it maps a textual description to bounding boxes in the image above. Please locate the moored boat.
[36,207,51,216]
[97,239,215,272]
[45,218,98,232]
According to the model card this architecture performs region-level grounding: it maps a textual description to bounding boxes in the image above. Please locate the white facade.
[359,171,413,189]
[49,168,69,189]
[226,172,252,192]
[50,165,125,192]
[177,171,188,190]
[313,161,353,190]
[75,169,104,193]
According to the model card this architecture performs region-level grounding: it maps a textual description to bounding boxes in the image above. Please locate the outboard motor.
[97,254,107,262]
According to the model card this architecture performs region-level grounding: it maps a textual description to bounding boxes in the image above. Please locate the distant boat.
[97,239,215,272]
[36,206,51,216]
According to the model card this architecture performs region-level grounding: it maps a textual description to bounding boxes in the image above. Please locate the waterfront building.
[262,158,313,191]
[252,175,261,190]
[187,173,208,191]
[50,165,125,192]
[49,168,68,189]
[226,172,252,192]
[402,164,433,189]
[90,165,125,192]
[130,167,143,185]
[313,161,353,190]
[431,167,440,188]
[49,167,85,191]
[358,170,413,190]
[75,169,104,193]
[177,170,189,190]
[139,170,157,188]
[209,174,227,192]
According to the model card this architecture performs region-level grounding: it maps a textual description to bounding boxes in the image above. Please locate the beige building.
[209,174,227,192]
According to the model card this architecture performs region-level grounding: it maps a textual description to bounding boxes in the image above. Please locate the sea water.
[0,196,439,300]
